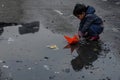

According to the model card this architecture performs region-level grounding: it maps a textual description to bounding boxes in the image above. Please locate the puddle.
[0,18,120,80]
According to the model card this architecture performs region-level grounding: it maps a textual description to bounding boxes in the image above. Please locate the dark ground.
[0,0,120,80]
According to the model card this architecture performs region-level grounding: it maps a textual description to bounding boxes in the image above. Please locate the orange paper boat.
[64,35,79,44]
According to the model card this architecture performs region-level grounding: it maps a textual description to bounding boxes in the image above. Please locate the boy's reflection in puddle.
[64,41,102,71]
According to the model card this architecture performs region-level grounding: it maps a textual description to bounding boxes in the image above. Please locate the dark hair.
[73,4,87,16]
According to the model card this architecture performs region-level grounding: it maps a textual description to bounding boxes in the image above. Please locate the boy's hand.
[78,31,83,37]
[84,32,88,36]
[78,31,85,42]
[78,31,88,37]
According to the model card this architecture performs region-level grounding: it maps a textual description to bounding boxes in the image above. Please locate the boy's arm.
[81,15,96,34]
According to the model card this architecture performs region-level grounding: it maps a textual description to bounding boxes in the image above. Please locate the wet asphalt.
[0,0,120,80]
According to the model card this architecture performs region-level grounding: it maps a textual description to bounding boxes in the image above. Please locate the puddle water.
[0,22,120,80]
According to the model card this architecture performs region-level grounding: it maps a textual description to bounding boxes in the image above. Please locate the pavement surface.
[0,0,120,80]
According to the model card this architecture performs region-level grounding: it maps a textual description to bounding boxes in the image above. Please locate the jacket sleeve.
[81,14,97,34]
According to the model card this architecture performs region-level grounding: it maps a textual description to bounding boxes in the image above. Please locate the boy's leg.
[87,25,101,41]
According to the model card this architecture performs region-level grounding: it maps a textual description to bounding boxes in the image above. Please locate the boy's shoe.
[89,36,99,41]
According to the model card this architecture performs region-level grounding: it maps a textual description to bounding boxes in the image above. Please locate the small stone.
[109,57,112,59]
[51,20,54,23]
[85,66,89,69]
[82,76,85,78]
[16,60,23,63]
[44,57,49,60]
[103,20,106,22]
[90,71,93,74]
[62,68,70,73]
[2,61,6,63]
[106,77,111,80]
[49,75,55,79]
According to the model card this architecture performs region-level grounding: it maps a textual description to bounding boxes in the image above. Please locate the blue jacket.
[79,6,104,36]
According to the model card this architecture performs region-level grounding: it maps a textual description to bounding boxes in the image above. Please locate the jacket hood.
[86,6,95,14]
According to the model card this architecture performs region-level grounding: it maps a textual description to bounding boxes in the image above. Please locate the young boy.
[73,4,104,41]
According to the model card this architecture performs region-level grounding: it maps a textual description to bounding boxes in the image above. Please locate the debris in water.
[54,71,60,74]
[8,37,14,44]
[82,76,85,78]
[47,45,59,50]
[109,57,112,59]
[28,67,32,70]
[106,77,111,80]
[102,0,107,1]
[85,66,89,69]
[112,28,119,32]
[43,65,50,70]
[16,60,23,63]
[115,2,120,5]
[44,57,49,60]
[93,48,98,51]
[54,10,63,15]
[1,4,5,7]
[49,75,55,79]
[62,68,70,73]
[51,20,54,23]
[3,65,9,68]
[90,71,93,74]
[0,60,6,63]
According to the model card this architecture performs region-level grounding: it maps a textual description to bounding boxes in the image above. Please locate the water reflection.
[0,21,40,36]
[66,41,102,71]
[0,22,18,36]
[0,22,18,27]
[0,28,4,36]
[18,21,40,35]
[0,69,13,80]
[64,43,79,53]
